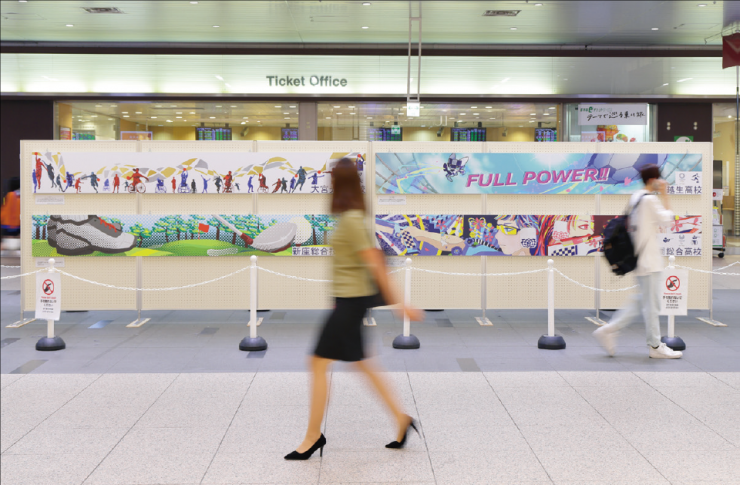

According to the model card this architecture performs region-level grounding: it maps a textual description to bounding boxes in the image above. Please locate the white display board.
[20,141,712,312]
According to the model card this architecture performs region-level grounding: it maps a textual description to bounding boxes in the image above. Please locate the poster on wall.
[120,131,153,141]
[375,153,702,195]
[375,214,702,257]
[30,152,365,195]
[31,214,336,257]
[59,127,71,140]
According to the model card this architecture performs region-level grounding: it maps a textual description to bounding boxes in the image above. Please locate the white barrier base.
[126,318,151,328]
[585,316,609,326]
[697,317,727,327]
[248,317,263,327]
[6,317,36,328]
[363,317,377,326]
[475,317,493,326]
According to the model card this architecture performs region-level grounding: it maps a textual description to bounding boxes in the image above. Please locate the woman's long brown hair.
[330,158,366,214]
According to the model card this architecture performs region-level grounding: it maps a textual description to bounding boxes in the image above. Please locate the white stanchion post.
[239,255,267,351]
[538,259,566,350]
[661,255,686,350]
[393,257,420,349]
[35,258,65,351]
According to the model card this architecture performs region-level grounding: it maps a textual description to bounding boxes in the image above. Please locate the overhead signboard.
[578,104,648,125]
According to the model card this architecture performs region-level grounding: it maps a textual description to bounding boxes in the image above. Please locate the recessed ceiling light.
[176,116,182,118]
[652,27,659,30]
[549,106,556,109]
[151,116,157,119]
[473,113,480,115]
[729,115,733,118]
[136,111,142,114]
[215,105,222,107]
[190,112,196,114]
[283,112,289,114]
[663,83,669,86]
[326,117,332,119]
[166,120,173,123]
[350,112,356,115]
[485,106,493,109]
[190,1,198,4]
[529,121,535,123]
[677,78,693,82]
[530,113,537,115]
[471,106,478,108]
[213,25,220,28]
[91,115,98,118]
[367,117,373,119]
[66,24,73,27]
[337,113,343,115]
[289,105,296,108]
[95,104,102,107]
[243,116,248,119]
[19,1,28,3]
[534,2,543,5]
[697,3,707,6]
[489,117,496,119]
[230,105,237,108]
[110,104,117,107]
[210,116,216,119]
[460,112,466,115]
[333,105,340,108]
[123,115,129,118]
[501,77,510,83]
[275,105,282,108]
[122,111,128,114]
[241,121,246,125]
[284,117,290,120]
[363,2,371,5]
[361,26,369,29]
[510,27,517,30]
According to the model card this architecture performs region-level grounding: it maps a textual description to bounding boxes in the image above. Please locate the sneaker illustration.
[48,215,135,256]
[649,342,683,359]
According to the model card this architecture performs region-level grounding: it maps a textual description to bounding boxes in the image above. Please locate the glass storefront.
[563,103,655,143]
[55,101,300,141]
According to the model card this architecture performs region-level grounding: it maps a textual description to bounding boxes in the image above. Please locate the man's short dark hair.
[640,164,661,185]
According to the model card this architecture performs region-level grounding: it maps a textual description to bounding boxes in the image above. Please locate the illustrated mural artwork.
[375,215,702,257]
[30,152,365,195]
[375,153,702,195]
[31,214,336,257]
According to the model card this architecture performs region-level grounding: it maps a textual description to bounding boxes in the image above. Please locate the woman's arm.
[359,247,424,321]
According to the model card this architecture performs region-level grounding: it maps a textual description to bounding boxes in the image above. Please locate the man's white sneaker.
[593,325,616,356]
[649,342,683,359]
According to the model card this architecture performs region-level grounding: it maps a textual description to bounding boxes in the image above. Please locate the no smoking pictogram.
[666,275,680,291]
[42,279,55,295]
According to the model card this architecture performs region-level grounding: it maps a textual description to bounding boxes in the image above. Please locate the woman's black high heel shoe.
[284,434,326,460]
[385,416,419,449]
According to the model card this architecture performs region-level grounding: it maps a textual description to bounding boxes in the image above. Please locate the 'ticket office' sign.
[266,75,348,87]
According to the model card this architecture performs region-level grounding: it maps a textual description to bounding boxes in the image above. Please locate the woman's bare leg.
[353,359,411,441]
[296,355,333,453]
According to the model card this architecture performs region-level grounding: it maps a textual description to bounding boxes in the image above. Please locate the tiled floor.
[1,256,739,484]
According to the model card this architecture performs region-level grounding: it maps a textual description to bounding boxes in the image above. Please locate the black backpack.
[602,195,645,276]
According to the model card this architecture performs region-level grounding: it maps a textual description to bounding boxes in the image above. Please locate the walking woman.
[285,159,424,460]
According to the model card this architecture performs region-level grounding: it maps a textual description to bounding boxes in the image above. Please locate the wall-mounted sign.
[674,136,694,142]
[375,152,702,195]
[31,152,365,195]
[578,104,648,125]
[266,75,347,87]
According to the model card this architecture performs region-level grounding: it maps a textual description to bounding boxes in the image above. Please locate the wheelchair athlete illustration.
[126,168,149,193]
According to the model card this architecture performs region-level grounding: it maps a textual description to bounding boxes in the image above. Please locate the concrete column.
[299,102,317,140]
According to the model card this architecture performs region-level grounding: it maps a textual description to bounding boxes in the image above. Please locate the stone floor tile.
[484,371,570,388]
[640,449,740,483]
[113,426,227,455]
[533,447,668,483]
[83,451,214,485]
[318,450,434,483]
[429,450,550,484]
[0,453,103,485]
[4,426,128,456]
[218,425,306,454]
[202,451,320,484]
[558,370,647,387]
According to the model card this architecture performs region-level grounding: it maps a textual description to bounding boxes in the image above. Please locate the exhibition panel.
[19,140,713,314]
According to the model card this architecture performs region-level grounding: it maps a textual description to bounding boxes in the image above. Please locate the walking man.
[593,164,683,359]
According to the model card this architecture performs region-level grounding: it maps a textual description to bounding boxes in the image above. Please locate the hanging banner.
[577,104,648,125]
[376,152,702,195]
[375,214,702,257]
[722,32,740,69]
[31,214,336,257]
[35,271,61,321]
[30,152,365,195]
[659,268,688,316]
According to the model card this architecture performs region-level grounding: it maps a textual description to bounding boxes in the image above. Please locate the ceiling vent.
[82,7,124,14]
[483,10,521,17]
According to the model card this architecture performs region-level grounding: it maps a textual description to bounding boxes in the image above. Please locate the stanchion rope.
[1,265,21,268]
[552,268,639,292]
[0,268,44,280]
[673,264,740,276]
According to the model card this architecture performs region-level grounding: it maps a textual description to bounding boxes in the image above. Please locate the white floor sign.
[659,268,688,316]
[35,272,61,321]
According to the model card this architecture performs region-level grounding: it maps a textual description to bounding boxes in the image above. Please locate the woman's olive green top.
[331,210,377,298]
